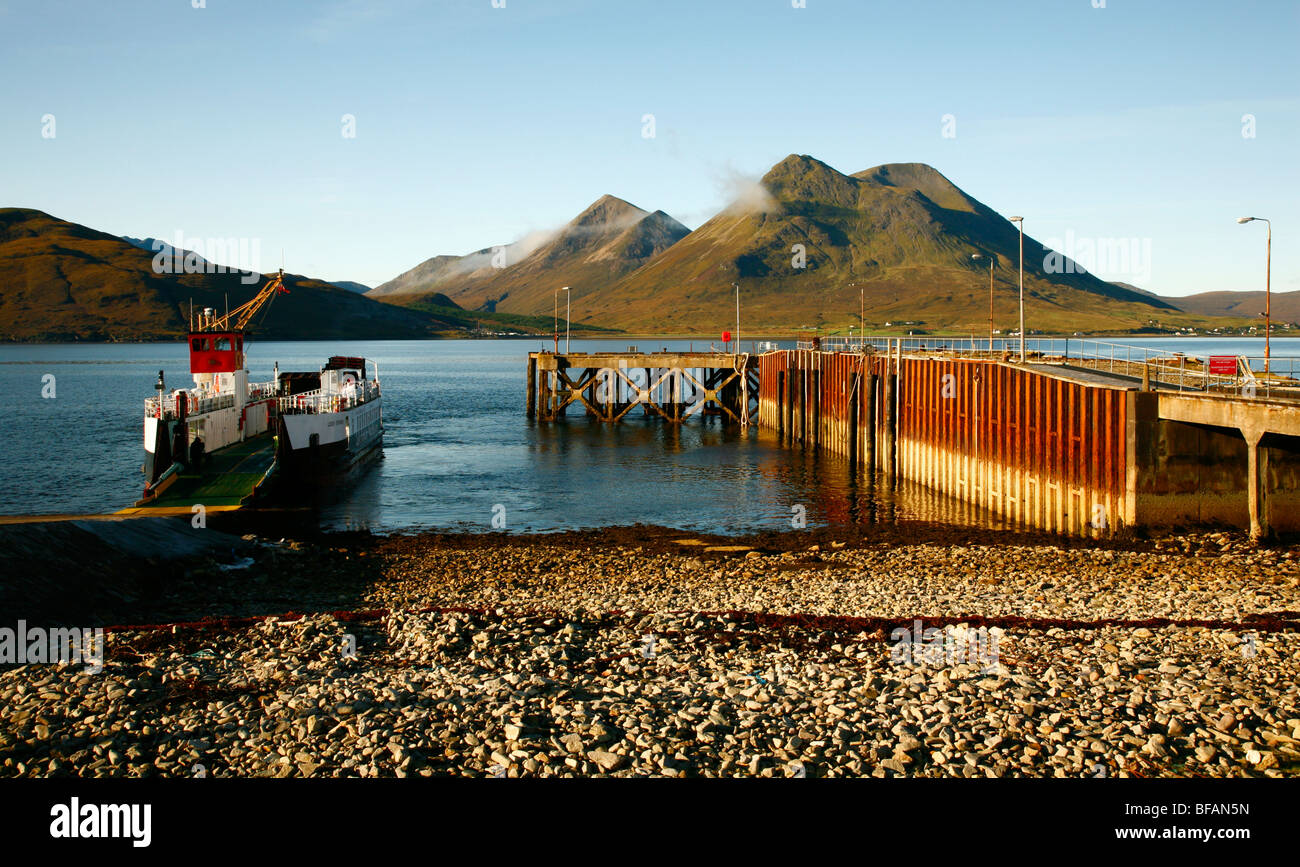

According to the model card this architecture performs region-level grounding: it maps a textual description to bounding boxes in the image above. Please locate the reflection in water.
[319,411,1009,536]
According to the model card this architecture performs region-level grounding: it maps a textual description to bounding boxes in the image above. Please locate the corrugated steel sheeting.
[758,350,1129,535]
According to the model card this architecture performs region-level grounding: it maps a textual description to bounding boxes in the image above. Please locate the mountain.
[331,280,373,294]
[370,254,468,298]
[570,155,1194,334]
[123,236,211,271]
[372,195,690,313]
[124,239,376,299]
[1167,290,1300,325]
[0,209,457,341]
[1109,281,1165,300]
[417,292,460,309]
[372,156,1229,335]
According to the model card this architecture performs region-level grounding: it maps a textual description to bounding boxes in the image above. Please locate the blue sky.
[1,0,1296,294]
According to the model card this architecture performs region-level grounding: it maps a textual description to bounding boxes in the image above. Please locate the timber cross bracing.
[527,351,760,424]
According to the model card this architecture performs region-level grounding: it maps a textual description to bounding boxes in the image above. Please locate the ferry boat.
[274,354,385,481]
[134,270,383,511]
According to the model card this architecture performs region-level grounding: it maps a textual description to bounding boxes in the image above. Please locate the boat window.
[191,338,209,352]
[215,336,232,351]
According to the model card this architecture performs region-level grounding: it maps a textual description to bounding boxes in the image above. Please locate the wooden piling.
[784,365,795,442]
[883,364,897,477]
[526,357,536,418]
[865,369,878,468]
[812,366,821,447]
[848,370,860,467]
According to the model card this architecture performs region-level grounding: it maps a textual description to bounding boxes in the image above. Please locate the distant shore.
[3,331,1296,347]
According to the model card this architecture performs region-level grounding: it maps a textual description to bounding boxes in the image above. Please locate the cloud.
[449,199,653,272]
[447,227,560,274]
[716,166,776,216]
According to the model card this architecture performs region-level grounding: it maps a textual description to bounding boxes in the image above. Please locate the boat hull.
[277,397,383,481]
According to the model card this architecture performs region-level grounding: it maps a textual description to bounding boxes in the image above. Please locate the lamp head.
[1237,217,1256,224]
[1009,216,1023,223]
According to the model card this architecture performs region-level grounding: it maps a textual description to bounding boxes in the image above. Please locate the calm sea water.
[2,336,1294,534]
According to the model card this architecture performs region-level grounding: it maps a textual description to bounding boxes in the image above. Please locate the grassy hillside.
[0,209,453,342]
[402,298,622,336]
[1170,290,1300,326]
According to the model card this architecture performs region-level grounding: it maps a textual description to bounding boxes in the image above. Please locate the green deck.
[135,435,277,510]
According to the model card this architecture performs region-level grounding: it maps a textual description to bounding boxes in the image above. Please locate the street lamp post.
[554,286,571,354]
[1009,216,1025,362]
[972,254,995,353]
[1237,217,1272,378]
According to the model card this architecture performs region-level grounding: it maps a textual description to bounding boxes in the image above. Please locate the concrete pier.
[757,346,1300,538]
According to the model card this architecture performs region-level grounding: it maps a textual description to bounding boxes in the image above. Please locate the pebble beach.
[2,524,1298,778]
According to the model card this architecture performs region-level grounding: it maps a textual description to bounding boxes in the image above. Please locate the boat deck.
[120,435,277,515]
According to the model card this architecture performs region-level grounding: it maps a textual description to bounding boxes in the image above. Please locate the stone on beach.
[1,525,1297,779]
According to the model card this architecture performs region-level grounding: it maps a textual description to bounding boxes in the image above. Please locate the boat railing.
[248,380,278,401]
[277,380,381,415]
[146,391,236,419]
[145,380,281,420]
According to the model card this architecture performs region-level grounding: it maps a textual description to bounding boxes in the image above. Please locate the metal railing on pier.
[791,336,1300,400]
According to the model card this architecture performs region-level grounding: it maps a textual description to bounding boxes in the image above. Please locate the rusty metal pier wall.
[758,349,1130,535]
